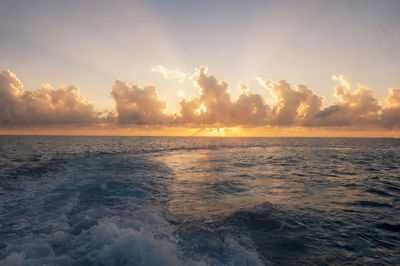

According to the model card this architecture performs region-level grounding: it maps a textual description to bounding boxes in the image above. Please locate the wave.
[0,151,267,265]
[1,136,400,265]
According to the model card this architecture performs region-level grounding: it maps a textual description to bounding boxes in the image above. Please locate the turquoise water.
[0,136,399,265]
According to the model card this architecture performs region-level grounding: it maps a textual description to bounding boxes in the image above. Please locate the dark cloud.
[315,105,340,119]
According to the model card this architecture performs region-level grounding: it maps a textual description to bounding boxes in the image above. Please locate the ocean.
[0,136,399,265]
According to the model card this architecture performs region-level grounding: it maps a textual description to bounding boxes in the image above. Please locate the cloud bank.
[0,70,101,127]
[1,68,400,131]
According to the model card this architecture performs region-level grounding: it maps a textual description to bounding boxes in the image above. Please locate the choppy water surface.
[0,136,399,265]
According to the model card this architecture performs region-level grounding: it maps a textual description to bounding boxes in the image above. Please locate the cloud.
[111,79,171,124]
[264,80,322,126]
[385,88,400,108]
[332,75,351,90]
[380,88,400,128]
[314,77,381,127]
[0,70,101,127]
[231,92,269,126]
[150,65,188,82]
[1,68,400,131]
[193,67,233,124]
[314,105,340,119]
[111,70,400,129]
[177,67,269,126]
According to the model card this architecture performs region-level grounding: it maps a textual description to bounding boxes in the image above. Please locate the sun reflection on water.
[156,148,274,222]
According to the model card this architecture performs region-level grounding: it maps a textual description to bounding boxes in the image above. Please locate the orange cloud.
[380,88,400,129]
[314,77,381,127]
[0,70,102,127]
[177,67,269,126]
[264,80,322,126]
[1,68,400,133]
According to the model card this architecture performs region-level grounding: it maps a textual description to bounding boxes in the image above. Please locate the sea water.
[0,136,399,265]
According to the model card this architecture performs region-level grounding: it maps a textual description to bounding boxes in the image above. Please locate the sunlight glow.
[201,128,226,136]
[195,103,207,115]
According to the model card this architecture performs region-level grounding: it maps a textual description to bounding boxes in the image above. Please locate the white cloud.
[150,65,187,82]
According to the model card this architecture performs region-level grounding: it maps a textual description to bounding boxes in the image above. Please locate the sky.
[0,0,400,136]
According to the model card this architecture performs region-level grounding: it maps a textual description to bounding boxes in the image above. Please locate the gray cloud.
[111,80,171,124]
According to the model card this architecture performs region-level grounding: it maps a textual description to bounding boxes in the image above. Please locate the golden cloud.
[1,68,400,131]
[0,70,102,127]
[314,77,381,127]
[176,67,269,126]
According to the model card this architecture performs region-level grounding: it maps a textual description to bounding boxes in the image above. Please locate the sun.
[193,127,244,137]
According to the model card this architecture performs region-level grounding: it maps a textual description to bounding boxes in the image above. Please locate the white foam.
[87,219,182,265]
[1,252,24,266]
[0,211,268,265]
[0,154,267,265]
